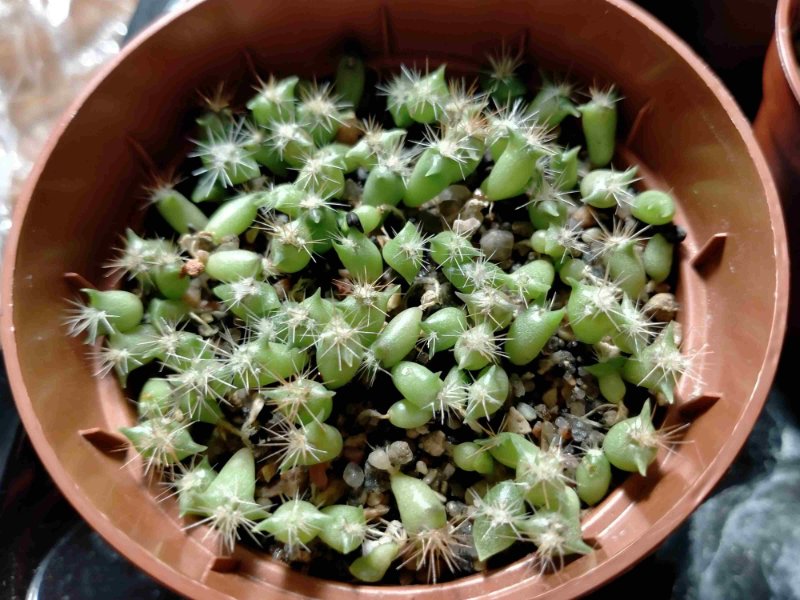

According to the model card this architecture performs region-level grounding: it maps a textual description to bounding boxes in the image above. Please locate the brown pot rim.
[1,0,789,598]
[777,0,800,104]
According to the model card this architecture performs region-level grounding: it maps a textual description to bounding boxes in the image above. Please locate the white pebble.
[423,468,439,486]
[343,462,365,488]
[516,402,538,421]
[420,431,447,457]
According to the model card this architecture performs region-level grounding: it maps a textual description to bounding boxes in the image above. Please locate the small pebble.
[343,179,362,202]
[572,206,596,228]
[581,227,603,243]
[594,341,621,361]
[556,326,576,342]
[521,373,536,392]
[543,387,559,408]
[434,200,462,225]
[442,463,456,480]
[343,462,365,488]
[516,402,538,421]
[453,217,482,236]
[615,204,633,220]
[423,468,439,486]
[259,462,277,483]
[540,357,556,374]
[509,373,526,398]
[460,197,488,221]
[586,430,606,447]
[440,184,473,204]
[366,491,386,507]
[419,431,447,456]
[335,117,362,145]
[256,487,273,506]
[571,418,590,443]
[387,292,403,312]
[511,221,534,237]
[552,349,576,368]
[446,500,470,518]
[505,406,532,434]
[480,229,515,262]
[644,292,679,322]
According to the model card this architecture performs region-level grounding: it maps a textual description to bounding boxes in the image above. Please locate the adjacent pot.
[1,0,788,598]
[755,0,800,336]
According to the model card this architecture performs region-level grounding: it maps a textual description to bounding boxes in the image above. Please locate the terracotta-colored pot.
[755,0,800,336]
[1,0,788,598]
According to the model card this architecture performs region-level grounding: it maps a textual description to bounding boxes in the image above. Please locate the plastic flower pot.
[755,0,800,336]
[1,0,788,598]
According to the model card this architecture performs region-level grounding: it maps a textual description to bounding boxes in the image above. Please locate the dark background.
[1,1,794,599]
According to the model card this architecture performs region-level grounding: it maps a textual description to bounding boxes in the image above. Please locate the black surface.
[27,524,178,600]
[0,356,19,488]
